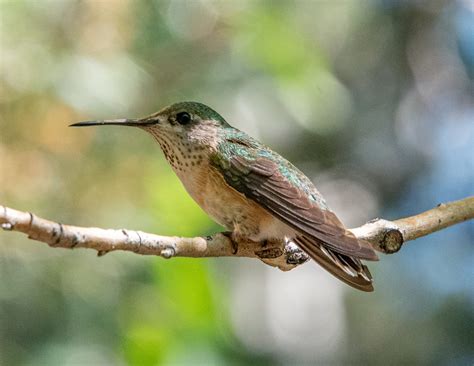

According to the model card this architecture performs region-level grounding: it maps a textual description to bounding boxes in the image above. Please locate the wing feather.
[213,149,377,260]
[211,137,379,262]
[211,135,378,290]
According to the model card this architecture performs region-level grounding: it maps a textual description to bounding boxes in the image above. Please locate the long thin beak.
[69,118,157,127]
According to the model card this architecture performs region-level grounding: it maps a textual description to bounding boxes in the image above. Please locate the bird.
[71,101,378,291]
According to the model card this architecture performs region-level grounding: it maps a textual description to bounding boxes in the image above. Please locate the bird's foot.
[255,239,285,261]
[222,231,239,254]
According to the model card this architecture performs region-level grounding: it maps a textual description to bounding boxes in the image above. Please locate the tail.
[294,235,377,292]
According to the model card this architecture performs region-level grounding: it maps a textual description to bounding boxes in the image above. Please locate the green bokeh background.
[1,1,473,365]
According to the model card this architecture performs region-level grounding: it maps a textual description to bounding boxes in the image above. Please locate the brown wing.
[214,153,378,261]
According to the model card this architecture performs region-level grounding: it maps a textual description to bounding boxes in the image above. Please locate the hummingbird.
[71,101,378,291]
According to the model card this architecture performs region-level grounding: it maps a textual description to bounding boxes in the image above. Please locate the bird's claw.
[222,231,239,254]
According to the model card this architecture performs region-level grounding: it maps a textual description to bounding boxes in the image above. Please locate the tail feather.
[294,235,376,292]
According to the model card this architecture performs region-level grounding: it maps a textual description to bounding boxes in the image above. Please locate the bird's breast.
[176,162,292,241]
[150,132,292,241]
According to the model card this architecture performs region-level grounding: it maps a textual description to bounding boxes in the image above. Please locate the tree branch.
[1,196,473,271]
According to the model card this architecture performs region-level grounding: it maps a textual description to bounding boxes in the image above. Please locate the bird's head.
[71,101,231,147]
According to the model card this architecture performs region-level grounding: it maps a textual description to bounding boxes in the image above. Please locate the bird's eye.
[176,112,191,125]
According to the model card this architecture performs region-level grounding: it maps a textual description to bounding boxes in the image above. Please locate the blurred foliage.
[0,0,473,365]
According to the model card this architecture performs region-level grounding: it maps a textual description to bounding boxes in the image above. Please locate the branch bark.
[1,196,473,271]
